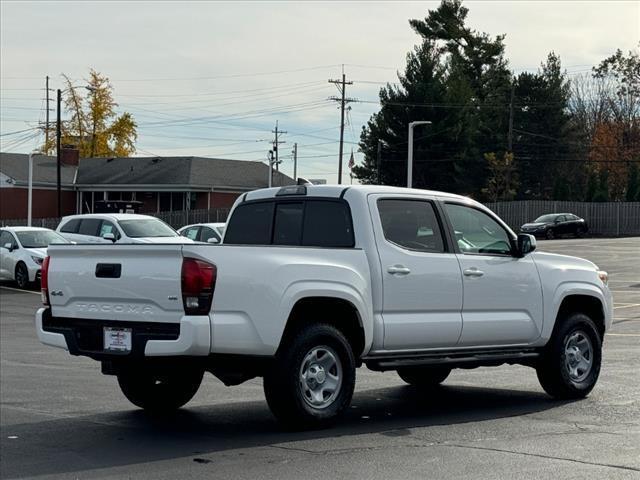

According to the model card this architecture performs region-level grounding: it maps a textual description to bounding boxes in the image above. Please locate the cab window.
[99,221,120,239]
[445,203,513,255]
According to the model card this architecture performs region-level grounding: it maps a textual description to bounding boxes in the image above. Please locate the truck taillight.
[41,256,50,306]
[181,258,216,315]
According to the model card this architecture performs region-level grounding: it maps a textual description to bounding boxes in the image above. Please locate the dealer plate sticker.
[103,327,132,352]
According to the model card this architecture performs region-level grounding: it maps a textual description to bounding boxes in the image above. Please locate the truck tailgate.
[46,244,185,323]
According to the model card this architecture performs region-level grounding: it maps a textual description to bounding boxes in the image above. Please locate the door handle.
[387,265,411,275]
[463,268,484,277]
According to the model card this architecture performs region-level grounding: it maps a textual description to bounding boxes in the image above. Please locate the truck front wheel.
[263,324,356,429]
[117,366,204,411]
[536,312,602,399]
[397,366,451,387]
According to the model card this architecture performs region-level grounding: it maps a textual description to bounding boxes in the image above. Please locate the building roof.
[76,156,294,190]
[0,153,76,187]
[0,153,294,191]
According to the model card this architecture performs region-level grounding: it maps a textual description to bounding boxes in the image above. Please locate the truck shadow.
[0,383,572,479]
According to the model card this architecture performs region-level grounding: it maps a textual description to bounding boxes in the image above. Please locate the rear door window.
[200,227,220,243]
[77,219,102,237]
[60,218,81,233]
[302,200,354,247]
[182,226,201,241]
[378,199,445,253]
[224,201,275,245]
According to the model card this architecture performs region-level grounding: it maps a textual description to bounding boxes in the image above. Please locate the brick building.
[0,153,294,220]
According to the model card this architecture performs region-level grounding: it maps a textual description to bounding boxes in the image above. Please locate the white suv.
[56,214,193,244]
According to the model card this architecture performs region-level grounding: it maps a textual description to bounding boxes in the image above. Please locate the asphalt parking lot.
[1,237,638,479]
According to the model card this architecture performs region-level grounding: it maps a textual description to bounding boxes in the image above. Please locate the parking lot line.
[606,333,640,337]
[613,304,640,310]
[0,286,40,295]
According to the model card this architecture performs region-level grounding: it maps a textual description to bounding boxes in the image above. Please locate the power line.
[109,64,343,82]
[0,127,39,137]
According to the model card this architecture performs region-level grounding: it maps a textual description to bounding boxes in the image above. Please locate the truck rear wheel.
[263,324,356,429]
[117,366,204,411]
[397,366,451,387]
[536,312,602,399]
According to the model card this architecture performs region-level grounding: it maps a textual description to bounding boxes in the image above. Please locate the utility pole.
[292,143,298,181]
[508,82,515,152]
[329,72,355,185]
[56,88,62,218]
[272,121,287,172]
[271,121,286,187]
[45,76,50,154]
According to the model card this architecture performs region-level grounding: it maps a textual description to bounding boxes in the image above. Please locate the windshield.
[534,214,559,223]
[118,219,178,238]
[16,230,69,248]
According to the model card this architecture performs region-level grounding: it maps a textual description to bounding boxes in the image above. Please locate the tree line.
[353,0,640,201]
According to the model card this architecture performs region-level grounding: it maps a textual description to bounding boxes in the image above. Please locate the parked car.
[0,227,69,288]
[178,222,226,244]
[56,214,194,244]
[36,185,612,428]
[520,213,588,239]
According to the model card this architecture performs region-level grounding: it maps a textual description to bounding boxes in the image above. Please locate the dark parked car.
[520,213,588,239]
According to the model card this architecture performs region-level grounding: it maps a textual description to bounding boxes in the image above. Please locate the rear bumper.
[35,308,211,358]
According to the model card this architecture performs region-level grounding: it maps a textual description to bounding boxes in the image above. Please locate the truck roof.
[244,184,476,204]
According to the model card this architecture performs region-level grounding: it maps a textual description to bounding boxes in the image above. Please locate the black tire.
[545,228,555,240]
[117,366,204,411]
[15,263,31,289]
[263,323,356,429]
[397,366,451,387]
[575,228,585,238]
[536,312,602,399]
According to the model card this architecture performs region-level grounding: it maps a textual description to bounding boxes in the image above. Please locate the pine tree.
[353,0,512,196]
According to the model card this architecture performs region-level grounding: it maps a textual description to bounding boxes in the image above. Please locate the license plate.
[103,327,132,352]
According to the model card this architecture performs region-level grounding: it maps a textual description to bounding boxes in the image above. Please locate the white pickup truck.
[36,185,613,428]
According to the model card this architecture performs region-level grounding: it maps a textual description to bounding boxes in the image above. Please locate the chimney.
[61,145,80,166]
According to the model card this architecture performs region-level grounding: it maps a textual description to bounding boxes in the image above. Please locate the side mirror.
[555,218,562,223]
[3,242,13,252]
[102,233,116,243]
[207,237,219,244]
[516,233,536,257]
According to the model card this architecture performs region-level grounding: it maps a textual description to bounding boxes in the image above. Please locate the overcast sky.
[1,1,638,183]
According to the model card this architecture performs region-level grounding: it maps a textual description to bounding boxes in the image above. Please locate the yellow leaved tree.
[43,69,137,157]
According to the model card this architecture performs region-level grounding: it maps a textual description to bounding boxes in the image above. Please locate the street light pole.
[56,89,62,218]
[407,121,432,188]
[28,151,38,226]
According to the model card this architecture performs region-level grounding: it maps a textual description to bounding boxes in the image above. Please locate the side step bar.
[364,349,541,372]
